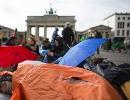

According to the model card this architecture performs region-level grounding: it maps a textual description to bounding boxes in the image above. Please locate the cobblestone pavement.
[99,50,130,65]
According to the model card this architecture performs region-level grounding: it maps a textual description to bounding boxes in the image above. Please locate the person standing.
[51,27,59,46]
[124,38,130,53]
[94,30,102,55]
[62,22,74,47]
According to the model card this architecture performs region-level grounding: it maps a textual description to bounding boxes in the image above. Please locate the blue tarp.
[59,38,107,67]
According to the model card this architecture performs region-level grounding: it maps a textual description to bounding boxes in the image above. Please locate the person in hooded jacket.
[24,37,39,55]
[43,36,69,63]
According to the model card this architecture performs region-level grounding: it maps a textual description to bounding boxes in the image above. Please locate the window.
[127,23,130,28]
[117,30,120,36]
[122,30,125,36]
[117,22,125,28]
[118,23,120,28]
[128,17,130,20]
[0,27,2,30]
[123,17,125,20]
[122,22,125,28]
[127,30,129,36]
[118,17,120,20]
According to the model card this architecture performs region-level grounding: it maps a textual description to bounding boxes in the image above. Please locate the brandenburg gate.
[26,8,76,43]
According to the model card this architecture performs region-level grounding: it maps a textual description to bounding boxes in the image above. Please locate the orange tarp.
[11,61,122,100]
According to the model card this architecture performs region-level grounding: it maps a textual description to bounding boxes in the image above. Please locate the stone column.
[35,26,39,44]
[44,26,47,38]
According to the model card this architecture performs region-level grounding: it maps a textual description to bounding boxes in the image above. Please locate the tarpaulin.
[0,46,38,67]
[59,39,107,67]
[11,61,122,100]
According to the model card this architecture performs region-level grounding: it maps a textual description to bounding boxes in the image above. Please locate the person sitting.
[24,37,39,55]
[42,39,52,50]
[43,36,69,63]
[1,37,8,46]
[6,37,18,46]
[39,39,52,59]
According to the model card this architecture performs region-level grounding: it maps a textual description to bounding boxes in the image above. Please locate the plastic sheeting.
[11,61,121,100]
[0,46,38,67]
[59,39,107,67]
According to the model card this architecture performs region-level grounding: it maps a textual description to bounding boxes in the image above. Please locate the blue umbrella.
[59,38,107,67]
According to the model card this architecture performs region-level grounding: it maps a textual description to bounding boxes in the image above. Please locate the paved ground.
[99,50,130,65]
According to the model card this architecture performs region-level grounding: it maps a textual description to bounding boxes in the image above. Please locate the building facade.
[77,25,111,42]
[0,25,26,43]
[0,25,14,38]
[26,8,76,43]
[87,25,112,38]
[103,13,130,38]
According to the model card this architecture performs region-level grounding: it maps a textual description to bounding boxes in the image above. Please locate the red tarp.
[0,46,38,67]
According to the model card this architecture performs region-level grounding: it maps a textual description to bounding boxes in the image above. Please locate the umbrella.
[0,45,38,67]
[59,38,107,67]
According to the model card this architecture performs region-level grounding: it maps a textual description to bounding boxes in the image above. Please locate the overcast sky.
[0,0,130,32]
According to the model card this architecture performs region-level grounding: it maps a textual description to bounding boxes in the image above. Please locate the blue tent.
[59,38,107,67]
